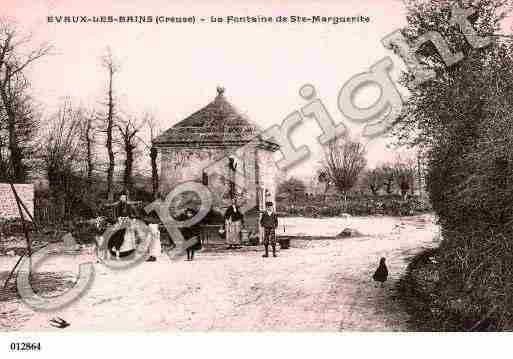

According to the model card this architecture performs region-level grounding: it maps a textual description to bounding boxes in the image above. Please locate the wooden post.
[254,147,263,244]
[2,162,35,287]
[8,183,32,280]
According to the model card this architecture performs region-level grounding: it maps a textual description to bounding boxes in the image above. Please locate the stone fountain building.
[152,87,280,241]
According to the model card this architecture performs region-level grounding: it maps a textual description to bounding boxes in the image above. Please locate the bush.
[276,196,430,218]
[0,218,36,237]
[390,0,513,331]
[421,93,513,330]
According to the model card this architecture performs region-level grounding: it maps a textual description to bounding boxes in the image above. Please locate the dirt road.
[1,215,438,331]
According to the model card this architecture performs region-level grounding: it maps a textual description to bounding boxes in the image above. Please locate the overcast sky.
[2,0,491,180]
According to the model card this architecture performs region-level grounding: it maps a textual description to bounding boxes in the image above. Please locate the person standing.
[179,208,202,261]
[143,193,164,262]
[145,222,161,262]
[104,191,138,259]
[112,191,138,219]
[224,197,244,248]
[260,201,279,258]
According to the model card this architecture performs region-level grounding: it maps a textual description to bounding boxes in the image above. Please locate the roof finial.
[216,86,225,96]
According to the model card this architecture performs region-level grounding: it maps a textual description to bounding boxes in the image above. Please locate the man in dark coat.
[112,192,138,219]
[179,208,202,261]
[260,201,279,258]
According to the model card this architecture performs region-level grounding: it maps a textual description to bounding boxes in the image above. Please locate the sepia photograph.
[0,0,512,357]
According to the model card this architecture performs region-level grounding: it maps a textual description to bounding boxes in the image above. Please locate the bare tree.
[392,156,416,199]
[381,165,395,195]
[362,168,385,196]
[322,138,367,205]
[146,113,160,198]
[116,115,146,196]
[316,167,331,202]
[101,47,120,200]
[0,20,51,182]
[0,75,31,181]
[40,100,86,218]
[79,109,98,188]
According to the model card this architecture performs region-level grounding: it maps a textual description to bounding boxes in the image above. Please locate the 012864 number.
[10,342,41,351]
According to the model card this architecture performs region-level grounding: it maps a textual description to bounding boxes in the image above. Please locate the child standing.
[260,201,279,258]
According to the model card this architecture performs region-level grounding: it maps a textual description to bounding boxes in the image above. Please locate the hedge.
[276,197,431,218]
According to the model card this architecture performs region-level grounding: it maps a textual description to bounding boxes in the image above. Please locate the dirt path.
[1,215,438,331]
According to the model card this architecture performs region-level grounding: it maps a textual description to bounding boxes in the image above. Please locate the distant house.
[152,87,280,241]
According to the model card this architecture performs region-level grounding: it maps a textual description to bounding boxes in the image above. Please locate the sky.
[0,0,448,179]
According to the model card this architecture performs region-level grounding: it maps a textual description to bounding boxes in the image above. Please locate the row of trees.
[278,138,420,202]
[0,19,161,218]
[361,157,418,198]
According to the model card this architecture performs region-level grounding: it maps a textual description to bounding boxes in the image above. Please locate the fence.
[34,198,66,224]
[34,197,103,225]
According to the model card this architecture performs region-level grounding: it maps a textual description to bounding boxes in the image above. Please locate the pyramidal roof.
[153,87,278,150]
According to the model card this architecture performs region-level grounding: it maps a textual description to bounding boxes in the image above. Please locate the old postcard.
[0,0,512,357]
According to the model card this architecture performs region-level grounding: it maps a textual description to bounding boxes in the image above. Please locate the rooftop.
[153,87,279,150]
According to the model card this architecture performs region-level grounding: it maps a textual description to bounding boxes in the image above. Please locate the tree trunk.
[417,155,422,200]
[8,137,24,182]
[124,145,133,196]
[106,69,115,201]
[150,147,158,198]
[385,180,393,195]
[0,137,5,180]
[1,84,25,182]
[400,181,409,200]
[85,119,93,188]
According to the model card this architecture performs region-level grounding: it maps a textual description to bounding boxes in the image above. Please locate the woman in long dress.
[105,191,138,259]
[224,197,244,248]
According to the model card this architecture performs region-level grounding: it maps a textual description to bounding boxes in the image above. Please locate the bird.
[373,257,388,287]
[228,157,237,171]
[49,317,70,329]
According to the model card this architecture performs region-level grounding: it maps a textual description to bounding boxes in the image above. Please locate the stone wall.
[158,145,261,209]
[159,147,226,192]
[158,145,278,241]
